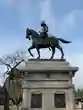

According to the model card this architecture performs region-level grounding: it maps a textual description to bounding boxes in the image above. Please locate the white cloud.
[59,10,83,34]
[40,0,55,35]
[60,13,75,28]
[40,0,83,37]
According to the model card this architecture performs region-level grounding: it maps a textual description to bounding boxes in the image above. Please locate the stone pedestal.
[19,59,78,110]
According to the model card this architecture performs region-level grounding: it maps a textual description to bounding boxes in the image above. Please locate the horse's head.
[26,28,32,40]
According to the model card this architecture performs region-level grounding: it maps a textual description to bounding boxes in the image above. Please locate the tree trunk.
[16,105,19,110]
[4,88,9,110]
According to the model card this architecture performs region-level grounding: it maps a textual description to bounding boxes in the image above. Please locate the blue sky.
[0,0,83,88]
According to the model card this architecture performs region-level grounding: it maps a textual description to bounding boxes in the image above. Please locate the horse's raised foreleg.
[57,45,64,59]
[28,45,35,57]
[50,46,55,59]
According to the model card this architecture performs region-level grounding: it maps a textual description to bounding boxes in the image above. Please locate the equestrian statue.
[25,21,72,59]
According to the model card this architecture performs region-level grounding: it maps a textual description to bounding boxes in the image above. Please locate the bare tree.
[0,50,27,110]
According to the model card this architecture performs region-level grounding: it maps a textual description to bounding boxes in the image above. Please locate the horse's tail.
[58,38,72,43]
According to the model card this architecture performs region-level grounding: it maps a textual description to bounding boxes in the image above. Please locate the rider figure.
[39,21,48,38]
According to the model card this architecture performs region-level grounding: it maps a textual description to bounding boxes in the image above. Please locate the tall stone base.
[19,59,78,110]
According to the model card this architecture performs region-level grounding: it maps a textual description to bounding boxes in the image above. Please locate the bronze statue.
[39,21,48,39]
[25,28,72,59]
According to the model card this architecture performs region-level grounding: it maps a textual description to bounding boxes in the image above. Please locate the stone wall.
[0,105,21,110]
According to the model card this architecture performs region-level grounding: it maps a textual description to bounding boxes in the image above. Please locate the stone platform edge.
[28,58,66,61]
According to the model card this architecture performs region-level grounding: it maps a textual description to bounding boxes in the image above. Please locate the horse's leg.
[37,48,40,59]
[28,45,35,57]
[57,45,64,59]
[50,46,55,59]
[35,44,40,59]
[49,47,51,51]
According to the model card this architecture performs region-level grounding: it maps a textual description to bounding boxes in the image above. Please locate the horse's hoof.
[61,56,64,59]
[30,55,34,57]
[32,55,34,57]
[37,57,40,59]
[28,52,34,57]
[50,57,53,59]
[30,53,34,57]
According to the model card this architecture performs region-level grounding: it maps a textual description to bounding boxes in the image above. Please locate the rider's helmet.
[41,21,46,27]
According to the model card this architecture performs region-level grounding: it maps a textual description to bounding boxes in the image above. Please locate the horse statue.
[26,28,72,59]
